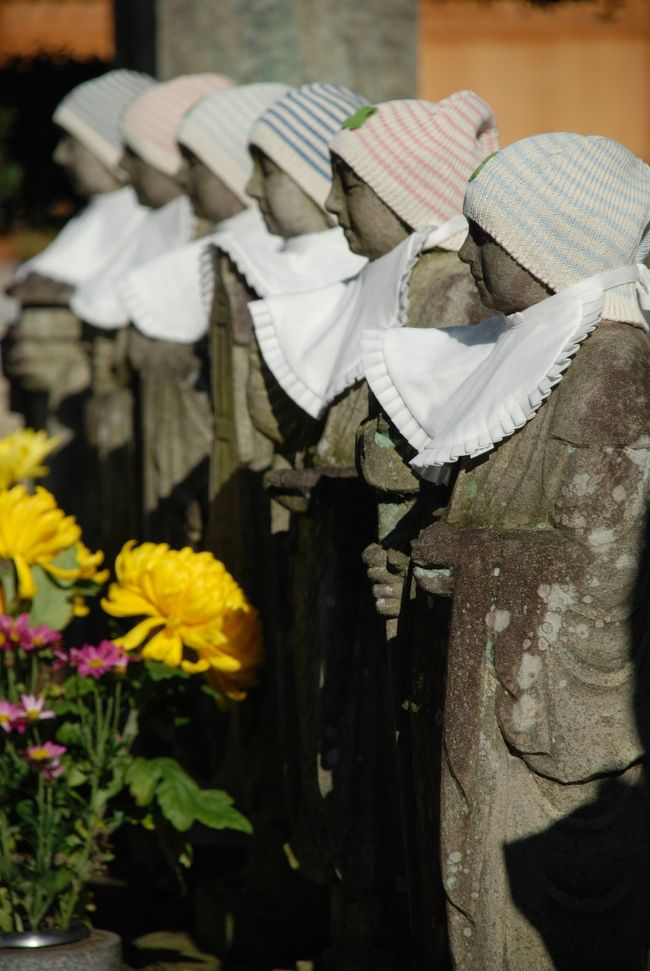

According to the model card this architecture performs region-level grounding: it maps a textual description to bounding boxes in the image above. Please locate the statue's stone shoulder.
[551,320,650,448]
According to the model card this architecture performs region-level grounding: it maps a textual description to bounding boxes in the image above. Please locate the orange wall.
[0,0,114,63]
[418,0,650,159]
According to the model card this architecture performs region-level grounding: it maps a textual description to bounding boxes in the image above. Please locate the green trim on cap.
[469,151,498,182]
[341,105,378,131]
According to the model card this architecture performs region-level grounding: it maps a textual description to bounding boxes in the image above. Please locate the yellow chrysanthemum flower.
[0,486,81,599]
[101,541,262,697]
[76,540,110,586]
[0,429,59,491]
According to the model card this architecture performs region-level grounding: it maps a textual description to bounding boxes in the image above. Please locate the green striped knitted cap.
[464,132,650,324]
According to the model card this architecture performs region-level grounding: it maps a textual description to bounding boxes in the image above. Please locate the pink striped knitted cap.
[121,74,234,178]
[329,90,499,231]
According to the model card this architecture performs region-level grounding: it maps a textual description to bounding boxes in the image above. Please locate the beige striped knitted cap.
[178,83,291,203]
[121,74,234,178]
[464,132,650,324]
[329,91,499,231]
[54,70,155,177]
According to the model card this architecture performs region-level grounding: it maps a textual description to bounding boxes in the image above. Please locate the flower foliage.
[102,542,262,700]
[0,430,256,935]
[0,616,252,935]
[0,429,59,491]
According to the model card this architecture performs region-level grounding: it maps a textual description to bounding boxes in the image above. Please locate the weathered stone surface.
[155,0,417,101]
[413,321,650,969]
[129,330,212,547]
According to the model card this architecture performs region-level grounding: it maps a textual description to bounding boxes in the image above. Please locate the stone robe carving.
[412,318,650,969]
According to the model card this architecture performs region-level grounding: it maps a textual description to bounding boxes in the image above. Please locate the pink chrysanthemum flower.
[69,640,130,679]
[16,694,55,732]
[0,700,20,733]
[0,614,60,653]
[25,741,66,780]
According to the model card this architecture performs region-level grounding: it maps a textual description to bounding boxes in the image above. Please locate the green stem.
[0,807,20,932]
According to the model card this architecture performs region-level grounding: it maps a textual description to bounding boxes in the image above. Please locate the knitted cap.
[464,132,650,324]
[178,83,291,203]
[248,83,368,211]
[329,91,499,231]
[121,74,234,178]
[53,69,155,177]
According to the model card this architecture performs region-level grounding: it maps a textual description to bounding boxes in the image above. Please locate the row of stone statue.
[7,69,650,970]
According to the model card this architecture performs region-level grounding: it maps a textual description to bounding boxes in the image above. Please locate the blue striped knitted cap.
[54,70,155,178]
[178,83,291,204]
[464,132,650,324]
[248,83,368,211]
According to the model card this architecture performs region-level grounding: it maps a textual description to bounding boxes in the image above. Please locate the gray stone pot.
[0,929,121,970]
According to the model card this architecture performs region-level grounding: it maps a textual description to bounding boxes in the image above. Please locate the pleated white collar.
[118,208,271,344]
[15,187,147,289]
[248,216,467,420]
[70,195,195,329]
[362,263,650,482]
[214,224,366,299]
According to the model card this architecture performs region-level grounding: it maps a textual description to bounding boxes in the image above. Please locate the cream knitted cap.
[248,83,368,211]
[53,70,155,177]
[329,91,499,231]
[121,74,234,178]
[178,83,291,203]
[464,132,650,325]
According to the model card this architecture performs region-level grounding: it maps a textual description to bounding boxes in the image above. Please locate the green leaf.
[64,765,87,788]
[55,721,86,749]
[28,564,73,631]
[144,660,190,681]
[125,757,163,807]
[193,789,252,834]
[126,757,252,835]
[39,867,74,897]
[200,684,223,704]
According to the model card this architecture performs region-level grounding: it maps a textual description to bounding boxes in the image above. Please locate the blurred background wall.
[420,0,650,159]
[0,0,648,250]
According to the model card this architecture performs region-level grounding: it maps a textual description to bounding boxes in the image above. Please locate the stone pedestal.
[0,929,121,971]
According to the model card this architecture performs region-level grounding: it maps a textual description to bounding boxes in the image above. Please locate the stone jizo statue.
[363,132,650,970]
[326,92,498,632]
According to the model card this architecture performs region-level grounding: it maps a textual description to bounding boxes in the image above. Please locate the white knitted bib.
[248,216,467,419]
[362,264,650,482]
[70,195,195,329]
[119,208,271,344]
[15,187,146,288]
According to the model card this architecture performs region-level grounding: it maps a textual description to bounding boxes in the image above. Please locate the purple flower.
[69,641,131,679]
[0,614,60,653]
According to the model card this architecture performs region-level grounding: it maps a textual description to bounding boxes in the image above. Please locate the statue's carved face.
[459,219,551,314]
[181,150,245,223]
[53,135,121,197]
[245,147,331,239]
[119,147,183,209]
[326,154,411,261]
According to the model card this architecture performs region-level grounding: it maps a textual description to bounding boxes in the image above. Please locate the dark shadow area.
[113,0,157,76]
[0,56,109,234]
